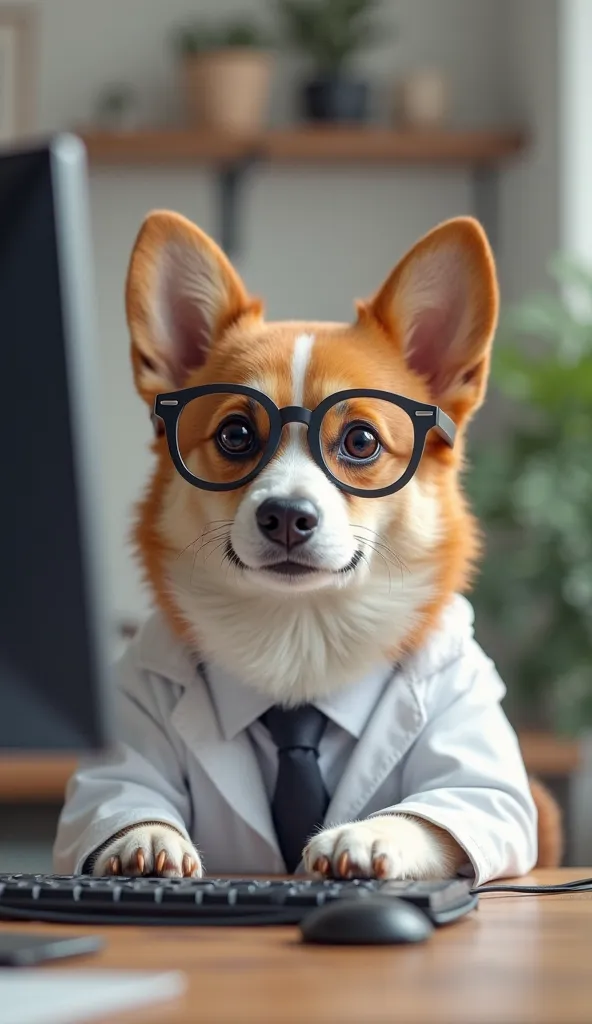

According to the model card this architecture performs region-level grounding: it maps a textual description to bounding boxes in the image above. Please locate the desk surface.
[3,869,592,1023]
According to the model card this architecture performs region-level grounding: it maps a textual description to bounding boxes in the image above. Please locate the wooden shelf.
[77,125,527,256]
[264,127,526,165]
[0,731,580,804]
[81,128,249,165]
[80,126,526,168]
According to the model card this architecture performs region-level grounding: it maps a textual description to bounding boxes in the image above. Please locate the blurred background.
[1,0,591,870]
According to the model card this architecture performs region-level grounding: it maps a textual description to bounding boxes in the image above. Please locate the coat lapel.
[137,614,281,858]
[169,678,282,859]
[324,669,425,826]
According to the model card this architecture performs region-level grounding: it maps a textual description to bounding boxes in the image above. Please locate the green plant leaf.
[468,251,592,733]
[276,0,391,71]
[172,18,271,55]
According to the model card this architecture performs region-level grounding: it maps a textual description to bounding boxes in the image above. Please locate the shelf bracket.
[217,155,260,258]
[471,164,500,251]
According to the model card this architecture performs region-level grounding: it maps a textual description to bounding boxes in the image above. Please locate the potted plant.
[468,256,592,734]
[172,19,274,135]
[276,0,390,123]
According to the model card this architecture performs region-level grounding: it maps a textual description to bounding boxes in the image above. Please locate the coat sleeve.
[53,645,193,873]
[368,641,538,885]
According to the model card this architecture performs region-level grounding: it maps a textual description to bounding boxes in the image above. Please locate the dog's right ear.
[126,211,261,404]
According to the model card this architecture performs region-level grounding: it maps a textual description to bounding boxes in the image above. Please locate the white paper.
[0,969,186,1024]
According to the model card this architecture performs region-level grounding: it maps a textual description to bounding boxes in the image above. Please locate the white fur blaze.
[290,332,315,447]
[303,816,460,880]
[291,332,315,406]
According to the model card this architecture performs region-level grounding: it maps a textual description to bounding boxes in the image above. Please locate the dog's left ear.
[360,217,499,424]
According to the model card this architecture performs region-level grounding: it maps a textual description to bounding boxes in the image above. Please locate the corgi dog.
[56,213,561,882]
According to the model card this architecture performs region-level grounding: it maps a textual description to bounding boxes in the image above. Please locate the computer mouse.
[300,895,434,945]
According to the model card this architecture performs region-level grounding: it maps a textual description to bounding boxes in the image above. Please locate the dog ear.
[126,211,261,403]
[361,217,499,424]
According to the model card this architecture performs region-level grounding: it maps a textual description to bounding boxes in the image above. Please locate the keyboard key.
[235,889,285,906]
[2,883,39,900]
[119,887,159,904]
[77,885,119,902]
[38,883,82,901]
[283,891,326,907]
[202,888,238,906]
[160,888,203,905]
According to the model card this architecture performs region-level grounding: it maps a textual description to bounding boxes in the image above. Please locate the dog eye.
[216,417,258,458]
[340,424,381,462]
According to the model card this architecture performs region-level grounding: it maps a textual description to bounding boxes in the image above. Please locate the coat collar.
[134,612,197,688]
[204,659,394,742]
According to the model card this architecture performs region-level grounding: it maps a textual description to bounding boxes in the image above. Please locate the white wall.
[559,0,592,262]
[499,0,561,299]
[16,0,518,619]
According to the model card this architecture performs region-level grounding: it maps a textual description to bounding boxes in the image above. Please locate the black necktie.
[261,705,330,873]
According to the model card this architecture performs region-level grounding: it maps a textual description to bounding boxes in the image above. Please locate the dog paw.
[303,815,460,880]
[92,824,202,879]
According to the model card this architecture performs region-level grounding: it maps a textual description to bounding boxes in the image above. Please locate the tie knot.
[261,705,328,753]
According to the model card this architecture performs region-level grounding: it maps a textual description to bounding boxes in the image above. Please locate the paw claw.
[182,853,193,877]
[156,850,166,874]
[372,854,388,879]
[109,856,121,876]
[312,856,331,878]
[337,851,351,878]
[135,849,145,874]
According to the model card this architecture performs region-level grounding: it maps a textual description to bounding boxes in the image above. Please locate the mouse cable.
[475,875,592,895]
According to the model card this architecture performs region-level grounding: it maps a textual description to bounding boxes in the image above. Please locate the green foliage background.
[468,256,592,733]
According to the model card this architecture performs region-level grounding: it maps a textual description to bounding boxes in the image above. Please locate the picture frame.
[0,5,35,144]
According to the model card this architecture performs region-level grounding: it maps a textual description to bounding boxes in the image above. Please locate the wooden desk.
[2,869,592,1023]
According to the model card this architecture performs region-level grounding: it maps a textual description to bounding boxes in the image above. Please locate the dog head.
[127,213,498,699]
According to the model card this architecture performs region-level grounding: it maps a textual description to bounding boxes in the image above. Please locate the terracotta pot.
[182,50,273,134]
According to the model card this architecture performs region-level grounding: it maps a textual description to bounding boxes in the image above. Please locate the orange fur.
[126,211,562,868]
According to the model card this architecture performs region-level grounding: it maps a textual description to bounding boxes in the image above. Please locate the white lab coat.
[54,596,537,884]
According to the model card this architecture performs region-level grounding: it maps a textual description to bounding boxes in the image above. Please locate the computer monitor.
[0,135,113,751]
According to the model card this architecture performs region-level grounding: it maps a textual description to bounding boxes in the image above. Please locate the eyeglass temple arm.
[435,408,456,447]
[151,408,165,437]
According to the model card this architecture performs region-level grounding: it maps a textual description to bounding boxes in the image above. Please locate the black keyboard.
[0,874,477,927]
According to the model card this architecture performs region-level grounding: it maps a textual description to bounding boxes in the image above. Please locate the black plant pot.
[301,77,370,123]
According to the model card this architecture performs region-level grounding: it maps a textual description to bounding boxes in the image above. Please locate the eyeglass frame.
[153,383,456,500]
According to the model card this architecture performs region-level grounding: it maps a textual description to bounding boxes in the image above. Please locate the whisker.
[189,533,232,588]
[190,535,200,589]
[174,520,233,562]
[204,537,231,565]
[351,523,410,575]
[355,538,393,593]
[189,528,231,563]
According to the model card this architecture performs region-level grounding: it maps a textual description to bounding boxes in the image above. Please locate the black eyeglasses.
[153,384,456,499]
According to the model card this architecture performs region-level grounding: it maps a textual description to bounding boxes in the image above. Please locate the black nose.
[256,498,320,548]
